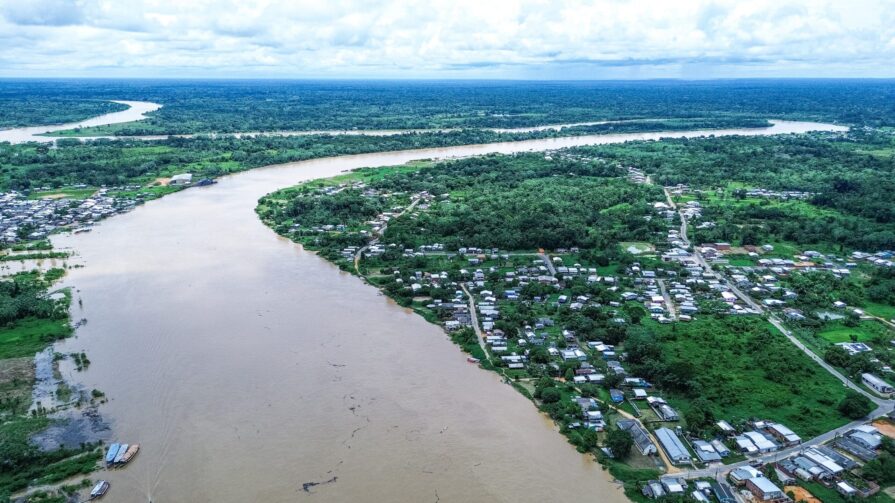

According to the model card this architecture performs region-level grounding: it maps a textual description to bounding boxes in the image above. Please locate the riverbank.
[0,267,106,501]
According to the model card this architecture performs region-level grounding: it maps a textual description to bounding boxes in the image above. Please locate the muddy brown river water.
[44,120,846,502]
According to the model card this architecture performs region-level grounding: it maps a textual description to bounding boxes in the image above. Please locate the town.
[259,152,895,503]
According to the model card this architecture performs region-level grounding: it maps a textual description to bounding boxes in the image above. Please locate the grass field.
[646,317,852,438]
[27,187,97,200]
[865,302,895,321]
[0,317,72,359]
[818,320,891,344]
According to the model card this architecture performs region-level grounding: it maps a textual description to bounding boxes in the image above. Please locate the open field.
[0,317,72,359]
[817,320,891,344]
[27,187,97,200]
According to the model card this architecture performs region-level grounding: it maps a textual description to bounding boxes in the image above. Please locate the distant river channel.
[41,113,847,502]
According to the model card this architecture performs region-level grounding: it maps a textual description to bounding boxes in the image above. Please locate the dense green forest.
[2,79,895,134]
[0,97,126,129]
[260,153,665,253]
[0,118,764,190]
[594,130,895,250]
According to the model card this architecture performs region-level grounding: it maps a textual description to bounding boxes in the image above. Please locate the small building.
[863,373,894,395]
[618,419,657,456]
[837,481,858,497]
[710,481,737,503]
[743,431,778,453]
[766,423,801,446]
[655,427,691,464]
[169,173,193,186]
[693,440,722,463]
[642,480,666,499]
[745,477,785,502]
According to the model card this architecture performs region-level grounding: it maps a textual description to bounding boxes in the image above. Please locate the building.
[745,477,786,502]
[710,481,737,503]
[743,431,778,452]
[692,440,722,462]
[618,419,657,456]
[766,423,801,446]
[862,373,894,395]
[655,427,691,464]
[169,173,193,186]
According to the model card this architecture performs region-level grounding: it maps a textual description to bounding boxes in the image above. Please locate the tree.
[824,345,851,367]
[605,427,633,460]
[684,398,716,434]
[540,387,562,404]
[837,390,873,419]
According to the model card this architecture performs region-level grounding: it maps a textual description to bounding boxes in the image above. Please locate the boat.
[120,443,140,463]
[73,227,92,234]
[89,480,109,499]
[113,443,129,464]
[466,357,480,363]
[104,443,120,464]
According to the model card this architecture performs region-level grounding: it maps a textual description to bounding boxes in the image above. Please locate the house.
[711,439,731,457]
[730,466,762,485]
[693,440,722,463]
[661,478,686,496]
[609,389,625,403]
[710,482,737,503]
[743,431,778,452]
[837,481,858,497]
[765,423,801,446]
[863,373,894,395]
[169,173,193,186]
[642,480,666,499]
[848,425,883,450]
[654,428,691,464]
[618,419,657,455]
[745,477,785,502]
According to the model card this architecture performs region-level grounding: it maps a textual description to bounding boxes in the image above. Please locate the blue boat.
[113,444,129,464]
[105,443,121,464]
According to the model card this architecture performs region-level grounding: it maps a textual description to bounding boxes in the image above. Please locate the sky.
[0,0,894,79]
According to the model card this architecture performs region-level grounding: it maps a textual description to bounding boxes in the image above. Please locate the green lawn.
[27,187,97,200]
[818,320,891,344]
[0,317,72,359]
[797,481,895,503]
[865,302,895,321]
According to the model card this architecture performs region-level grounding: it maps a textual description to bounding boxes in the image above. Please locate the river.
[0,101,161,144]
[43,119,847,502]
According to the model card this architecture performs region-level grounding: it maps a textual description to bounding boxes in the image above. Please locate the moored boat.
[121,443,140,463]
[113,443,129,464]
[466,357,480,363]
[89,480,109,499]
[104,443,120,464]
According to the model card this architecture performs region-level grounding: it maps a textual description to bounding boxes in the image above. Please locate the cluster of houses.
[643,478,738,503]
[0,189,136,243]
[772,424,890,498]
[738,188,814,200]
[643,419,894,501]
[851,250,895,269]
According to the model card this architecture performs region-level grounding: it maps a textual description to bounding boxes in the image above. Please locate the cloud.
[1,0,84,26]
[0,0,893,78]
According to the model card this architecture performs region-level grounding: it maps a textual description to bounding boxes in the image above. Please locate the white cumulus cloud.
[0,0,893,78]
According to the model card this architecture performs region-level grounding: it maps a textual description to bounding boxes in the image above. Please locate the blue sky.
[0,0,893,79]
